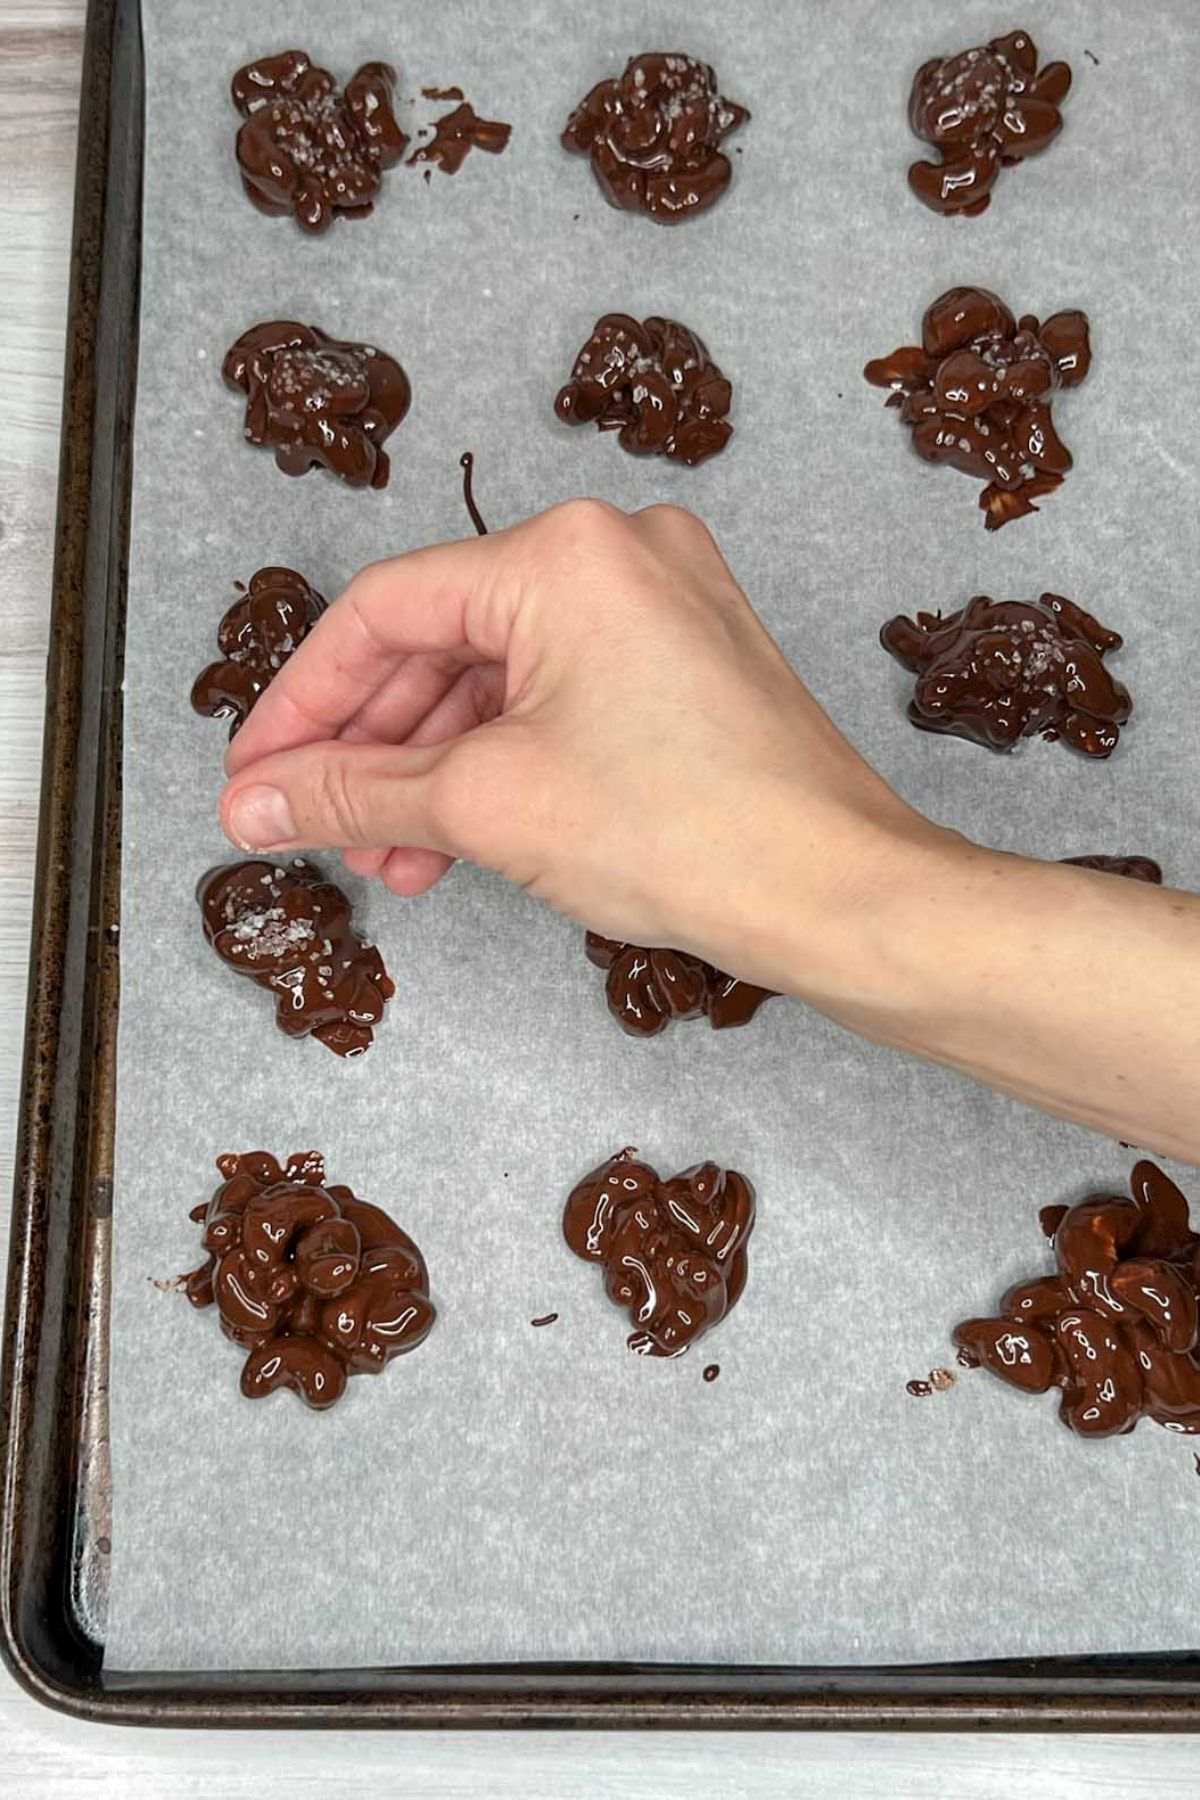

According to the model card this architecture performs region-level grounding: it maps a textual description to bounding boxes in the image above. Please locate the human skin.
[219,500,1200,1165]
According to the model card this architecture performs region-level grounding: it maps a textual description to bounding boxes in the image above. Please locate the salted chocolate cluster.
[880,592,1130,757]
[955,1162,1200,1438]
[586,934,774,1037]
[223,321,410,489]
[231,51,407,232]
[409,100,511,174]
[864,287,1091,530]
[563,52,749,224]
[191,566,325,739]
[198,859,393,1057]
[1061,855,1162,884]
[908,30,1071,217]
[564,1147,755,1357]
[185,1151,434,1409]
[556,314,733,466]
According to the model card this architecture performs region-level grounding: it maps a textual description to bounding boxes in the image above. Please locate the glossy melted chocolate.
[191,566,325,738]
[880,592,1130,757]
[185,1150,434,1409]
[563,52,748,224]
[563,1147,754,1357]
[409,101,511,174]
[864,286,1091,529]
[907,30,1071,217]
[585,934,774,1037]
[198,859,394,1056]
[955,1162,1200,1438]
[556,314,733,466]
[1061,855,1163,884]
[232,51,407,232]
[223,320,410,489]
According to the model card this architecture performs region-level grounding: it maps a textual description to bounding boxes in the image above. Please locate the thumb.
[219,740,453,855]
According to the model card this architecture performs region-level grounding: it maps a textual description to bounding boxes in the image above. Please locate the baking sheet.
[106,0,1200,1671]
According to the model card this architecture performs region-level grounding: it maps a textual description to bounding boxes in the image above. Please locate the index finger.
[225,532,515,775]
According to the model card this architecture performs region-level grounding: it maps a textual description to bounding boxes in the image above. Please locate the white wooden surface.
[1,4,1198,1791]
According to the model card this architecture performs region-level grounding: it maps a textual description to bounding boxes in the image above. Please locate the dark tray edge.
[3,0,1200,1731]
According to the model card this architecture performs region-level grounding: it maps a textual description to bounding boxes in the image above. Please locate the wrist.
[721,785,969,1026]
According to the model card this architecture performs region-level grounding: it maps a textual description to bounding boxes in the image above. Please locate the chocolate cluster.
[198,859,393,1057]
[191,566,325,739]
[880,592,1130,757]
[864,286,1091,529]
[223,321,410,489]
[556,314,733,466]
[232,51,408,233]
[563,52,748,224]
[1061,855,1162,884]
[564,1147,755,1357]
[409,100,511,174]
[586,934,774,1037]
[908,30,1072,217]
[955,1162,1200,1438]
[185,1151,435,1409]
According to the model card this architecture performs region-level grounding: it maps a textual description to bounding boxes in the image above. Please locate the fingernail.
[227,784,296,850]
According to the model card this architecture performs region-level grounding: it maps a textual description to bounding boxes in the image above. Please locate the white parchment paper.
[106,0,1200,1670]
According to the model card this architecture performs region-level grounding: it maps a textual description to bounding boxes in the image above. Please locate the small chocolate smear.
[148,1274,187,1293]
[96,1535,111,1555]
[907,1379,933,1398]
[865,287,1091,529]
[956,1346,981,1369]
[409,101,511,174]
[907,31,1071,218]
[531,1313,558,1328]
[460,451,488,535]
[187,1151,434,1409]
[703,1364,720,1383]
[1194,1452,1200,1476]
[1039,1203,1069,1240]
[198,859,394,1056]
[564,1147,754,1357]
[192,567,325,739]
[585,933,774,1038]
[1085,49,1100,66]
[563,52,748,224]
[223,321,410,489]
[1061,855,1163,885]
[422,84,464,101]
[423,169,432,184]
[232,51,407,233]
[954,1161,1200,1439]
[557,314,734,467]
[929,1367,956,1392]
[880,592,1130,757]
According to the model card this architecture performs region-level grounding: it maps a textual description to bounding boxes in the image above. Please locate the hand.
[220,498,1200,1162]
[221,499,932,998]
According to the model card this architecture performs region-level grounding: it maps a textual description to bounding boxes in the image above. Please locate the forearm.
[764,823,1200,1163]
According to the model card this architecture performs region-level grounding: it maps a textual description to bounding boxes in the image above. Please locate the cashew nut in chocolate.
[223,320,410,489]
[191,566,325,739]
[563,1148,755,1357]
[185,1151,434,1409]
[880,593,1130,757]
[556,314,733,466]
[231,50,408,232]
[563,52,748,224]
[907,30,1072,217]
[864,287,1091,529]
[585,934,774,1037]
[955,1163,1200,1438]
[198,859,393,1057]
